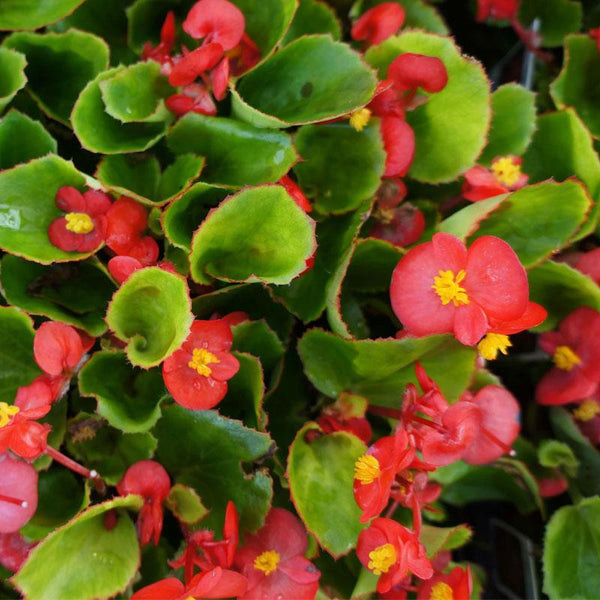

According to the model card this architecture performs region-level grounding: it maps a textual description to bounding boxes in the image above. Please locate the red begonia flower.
[536,307,600,405]
[417,566,472,600]
[228,32,261,76]
[476,0,519,21]
[14,373,63,408]
[351,3,405,47]
[142,11,176,64]
[216,311,249,328]
[48,186,112,253]
[381,116,415,177]
[537,474,569,498]
[387,53,448,94]
[461,385,520,464]
[357,518,433,594]
[0,454,38,533]
[117,460,171,546]
[317,393,372,444]
[183,0,245,51]
[354,429,415,523]
[462,156,528,202]
[0,531,36,572]
[162,320,240,410]
[34,321,84,376]
[131,567,247,600]
[376,177,408,210]
[590,28,600,52]
[278,175,312,212]
[210,57,230,100]
[168,43,224,87]
[371,202,425,247]
[390,232,529,345]
[234,508,320,600]
[575,248,600,285]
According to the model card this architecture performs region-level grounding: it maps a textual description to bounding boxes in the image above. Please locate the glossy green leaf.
[294,122,385,214]
[543,497,600,599]
[439,194,508,241]
[106,267,193,368]
[0,307,41,400]
[344,238,403,293]
[189,185,316,285]
[551,35,600,139]
[0,47,26,114]
[72,66,169,154]
[288,423,367,557]
[0,0,85,30]
[519,0,582,47]
[232,320,284,376]
[366,32,490,182]
[165,483,207,525]
[469,181,592,267]
[1,255,115,336]
[155,405,273,532]
[3,30,109,124]
[13,495,142,600]
[529,260,600,331]
[283,0,341,44]
[79,351,164,433]
[167,113,297,187]
[233,35,377,127]
[0,155,95,264]
[158,155,205,203]
[479,83,536,164]
[0,110,56,170]
[420,524,473,558]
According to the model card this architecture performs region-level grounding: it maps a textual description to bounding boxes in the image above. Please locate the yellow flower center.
[491,156,522,187]
[188,348,220,377]
[478,333,512,360]
[368,543,396,575]
[573,399,600,422]
[254,550,280,575]
[65,212,94,234]
[553,345,581,371]
[432,270,470,307]
[354,454,381,485]
[0,402,19,428]
[349,108,372,132]
[430,582,454,600]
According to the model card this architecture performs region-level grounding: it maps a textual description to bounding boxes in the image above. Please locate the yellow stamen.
[553,345,581,371]
[349,108,372,132]
[0,402,19,428]
[188,348,220,377]
[430,582,454,600]
[354,454,381,485]
[573,399,600,422]
[478,333,512,360]
[367,543,396,575]
[254,550,280,575]
[432,270,470,307]
[65,212,94,234]
[491,156,522,187]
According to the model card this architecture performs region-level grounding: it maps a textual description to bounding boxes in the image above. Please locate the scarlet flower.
[381,116,415,177]
[227,32,261,76]
[0,454,38,533]
[117,460,171,546]
[34,321,86,376]
[462,156,528,202]
[107,256,178,285]
[390,232,530,346]
[234,508,320,600]
[162,320,240,410]
[574,248,600,285]
[574,397,600,446]
[142,11,176,64]
[351,3,406,47]
[317,393,372,444]
[166,83,217,116]
[537,474,569,498]
[417,566,472,600]
[0,531,36,572]
[183,0,245,51]
[536,307,600,405]
[357,518,432,594]
[168,43,224,87]
[371,202,425,247]
[48,186,112,253]
[476,0,519,22]
[278,175,312,213]
[131,567,247,600]
[590,28,600,52]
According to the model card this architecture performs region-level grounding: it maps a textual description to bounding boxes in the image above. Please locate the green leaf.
[165,483,207,525]
[468,181,592,268]
[99,61,173,123]
[167,113,297,187]
[0,306,41,401]
[543,497,600,599]
[538,439,579,473]
[0,0,85,30]
[288,423,367,557]
[3,30,109,124]
[126,0,178,54]
[344,238,403,293]
[106,267,193,368]
[72,66,169,154]
[0,110,56,170]
[155,405,273,532]
[365,32,490,183]
[551,35,600,139]
[189,185,316,285]
[232,320,285,376]
[13,495,142,600]
[479,83,536,164]
[79,351,164,433]
[0,47,27,114]
[233,35,377,127]
[283,0,342,44]
[439,194,508,241]
[294,122,385,214]
[1,255,115,336]
[158,155,205,203]
[420,524,473,558]
[519,0,582,47]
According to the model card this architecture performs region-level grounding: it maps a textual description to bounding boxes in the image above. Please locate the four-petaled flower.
[462,155,528,202]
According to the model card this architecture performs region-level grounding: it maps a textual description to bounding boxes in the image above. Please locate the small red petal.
[387,53,448,93]
[211,57,230,101]
[108,256,143,284]
[169,42,224,86]
[381,116,415,177]
[34,321,84,376]
[351,3,405,46]
[183,0,245,51]
[55,186,85,212]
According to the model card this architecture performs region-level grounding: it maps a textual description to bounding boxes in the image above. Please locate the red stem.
[368,405,403,420]
[45,445,98,479]
[0,493,26,507]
